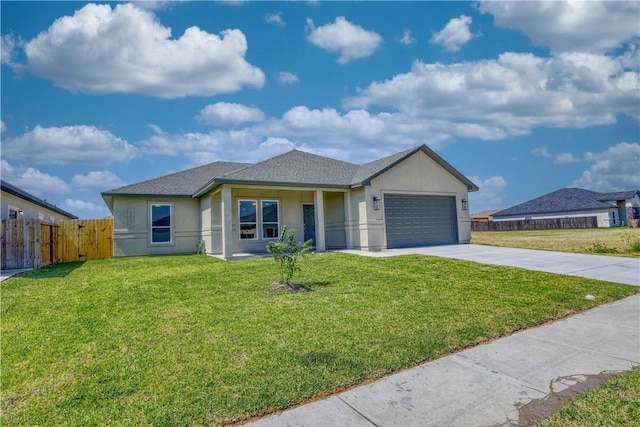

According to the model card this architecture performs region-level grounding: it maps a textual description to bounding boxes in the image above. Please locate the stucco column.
[344,191,353,249]
[221,185,233,259]
[314,189,326,251]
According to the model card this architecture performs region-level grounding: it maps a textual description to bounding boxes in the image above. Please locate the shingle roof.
[493,187,639,217]
[1,180,78,219]
[218,150,359,187]
[597,190,640,201]
[102,161,251,197]
[103,145,478,199]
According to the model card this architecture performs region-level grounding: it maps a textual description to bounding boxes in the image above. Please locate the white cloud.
[142,106,453,166]
[71,171,126,190]
[195,102,266,126]
[468,175,508,211]
[0,160,71,197]
[63,198,106,213]
[344,52,639,139]
[1,34,21,68]
[0,121,6,133]
[572,142,640,191]
[2,125,140,165]
[399,29,416,45]
[306,16,382,64]
[531,147,552,158]
[265,12,285,27]
[431,15,474,52]
[554,153,581,164]
[478,1,640,54]
[21,3,264,98]
[276,71,300,85]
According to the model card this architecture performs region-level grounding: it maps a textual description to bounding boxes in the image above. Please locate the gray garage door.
[384,194,458,248]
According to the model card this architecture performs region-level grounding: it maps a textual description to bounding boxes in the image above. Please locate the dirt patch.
[515,371,623,426]
[270,282,308,292]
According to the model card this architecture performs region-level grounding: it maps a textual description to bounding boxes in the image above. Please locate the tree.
[266,226,313,285]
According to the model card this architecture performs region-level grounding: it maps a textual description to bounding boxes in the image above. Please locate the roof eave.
[493,205,614,217]
[2,180,78,219]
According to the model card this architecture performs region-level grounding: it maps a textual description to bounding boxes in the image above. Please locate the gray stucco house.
[1,179,78,223]
[493,188,640,227]
[102,145,479,259]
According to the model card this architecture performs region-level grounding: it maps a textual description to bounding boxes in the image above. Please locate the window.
[8,206,18,219]
[238,199,280,240]
[239,200,257,240]
[262,200,279,238]
[150,203,172,244]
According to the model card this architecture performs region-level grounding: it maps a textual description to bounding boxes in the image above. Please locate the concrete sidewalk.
[245,246,639,426]
[0,268,32,282]
[341,244,640,286]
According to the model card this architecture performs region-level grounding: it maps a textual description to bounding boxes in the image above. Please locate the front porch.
[201,184,356,259]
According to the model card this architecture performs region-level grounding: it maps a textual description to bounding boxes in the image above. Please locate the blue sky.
[1,1,638,218]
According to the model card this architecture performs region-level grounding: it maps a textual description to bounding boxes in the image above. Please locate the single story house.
[102,145,479,259]
[470,209,502,222]
[493,188,640,227]
[1,179,78,223]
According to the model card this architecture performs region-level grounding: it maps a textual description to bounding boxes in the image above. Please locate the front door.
[303,204,316,246]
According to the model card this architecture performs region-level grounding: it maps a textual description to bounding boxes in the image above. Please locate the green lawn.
[539,367,640,427]
[1,253,638,426]
[472,228,640,257]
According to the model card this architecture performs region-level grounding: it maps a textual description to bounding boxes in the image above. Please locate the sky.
[1,0,639,219]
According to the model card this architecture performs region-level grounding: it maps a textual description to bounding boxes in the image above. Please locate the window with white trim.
[238,199,280,240]
[8,205,18,219]
[150,203,172,244]
[261,200,279,238]
[239,200,257,240]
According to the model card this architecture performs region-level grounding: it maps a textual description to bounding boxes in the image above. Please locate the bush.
[586,242,618,254]
[266,226,313,285]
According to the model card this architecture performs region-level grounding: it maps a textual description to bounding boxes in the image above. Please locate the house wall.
[493,209,616,228]
[112,196,201,257]
[357,151,471,250]
[324,191,347,249]
[1,191,74,223]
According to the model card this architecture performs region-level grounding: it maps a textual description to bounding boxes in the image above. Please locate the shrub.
[620,230,640,253]
[196,240,206,255]
[586,242,618,254]
[266,226,313,285]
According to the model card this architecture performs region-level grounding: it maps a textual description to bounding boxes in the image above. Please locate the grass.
[1,253,638,426]
[472,228,640,257]
[539,367,640,426]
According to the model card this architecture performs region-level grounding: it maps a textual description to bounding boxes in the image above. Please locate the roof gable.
[351,145,479,191]
[494,188,621,217]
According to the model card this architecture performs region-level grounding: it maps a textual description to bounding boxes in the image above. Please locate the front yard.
[1,253,638,425]
[472,228,640,257]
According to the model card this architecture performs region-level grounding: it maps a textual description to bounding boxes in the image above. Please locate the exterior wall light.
[461,199,469,211]
[373,196,381,210]
[18,209,24,216]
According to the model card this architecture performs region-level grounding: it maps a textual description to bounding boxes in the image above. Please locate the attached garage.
[384,194,458,248]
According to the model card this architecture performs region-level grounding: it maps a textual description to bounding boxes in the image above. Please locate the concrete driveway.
[340,244,640,286]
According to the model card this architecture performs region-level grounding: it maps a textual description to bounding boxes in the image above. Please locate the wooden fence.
[471,216,598,232]
[1,218,113,270]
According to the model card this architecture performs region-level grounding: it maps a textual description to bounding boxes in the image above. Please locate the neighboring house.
[1,180,78,223]
[493,188,640,227]
[470,209,502,222]
[102,145,479,259]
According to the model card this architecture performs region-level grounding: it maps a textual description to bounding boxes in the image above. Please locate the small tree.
[266,226,313,285]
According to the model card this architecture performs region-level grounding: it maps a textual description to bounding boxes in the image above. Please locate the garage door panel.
[384,194,458,248]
